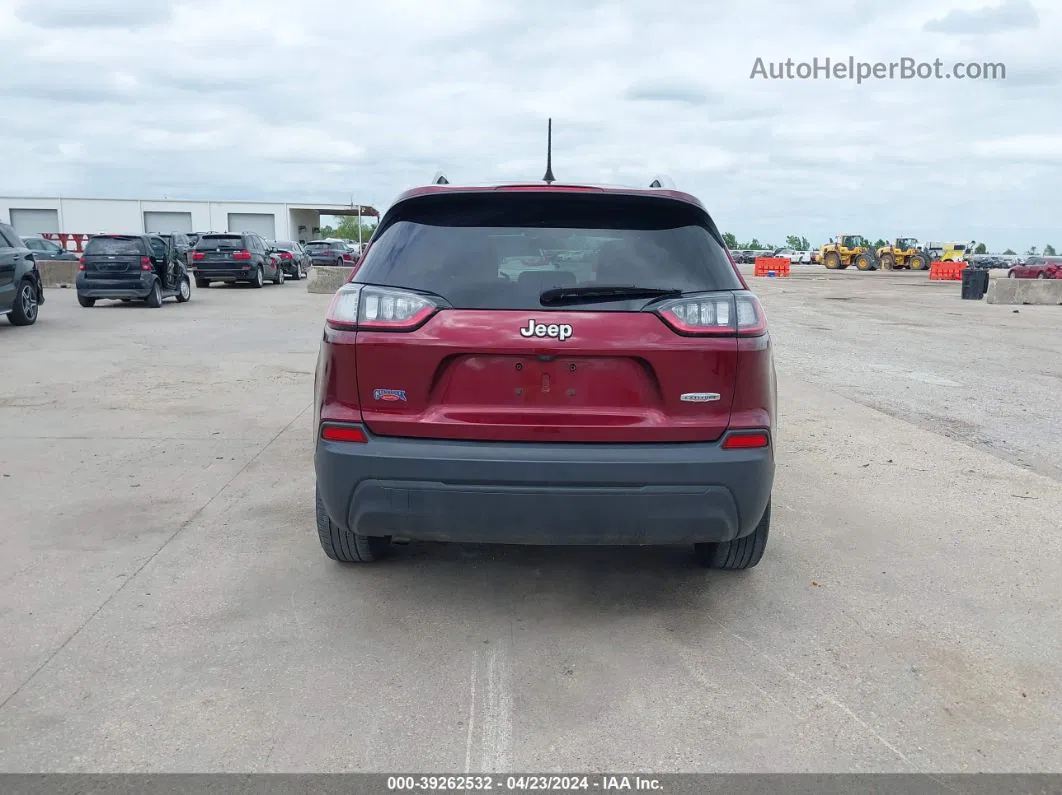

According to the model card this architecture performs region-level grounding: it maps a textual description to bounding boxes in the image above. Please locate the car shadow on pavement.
[321,541,731,619]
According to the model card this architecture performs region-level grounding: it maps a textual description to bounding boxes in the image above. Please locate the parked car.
[312,178,775,569]
[21,235,79,261]
[76,234,191,308]
[191,232,283,288]
[771,247,807,264]
[1007,256,1062,279]
[305,239,357,267]
[272,240,310,280]
[0,221,44,326]
[157,232,194,267]
[967,254,1015,270]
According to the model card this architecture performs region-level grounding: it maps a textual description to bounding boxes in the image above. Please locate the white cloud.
[0,0,1058,250]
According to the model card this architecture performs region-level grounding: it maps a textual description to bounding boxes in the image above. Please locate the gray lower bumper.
[76,273,154,299]
[315,429,774,545]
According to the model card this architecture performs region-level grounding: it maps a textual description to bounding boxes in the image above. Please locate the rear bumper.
[315,428,774,545]
[76,272,154,298]
[192,267,254,281]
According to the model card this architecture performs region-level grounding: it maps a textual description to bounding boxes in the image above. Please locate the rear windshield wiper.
[539,285,683,306]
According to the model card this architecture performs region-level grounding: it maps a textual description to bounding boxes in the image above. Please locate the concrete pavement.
[0,274,1059,772]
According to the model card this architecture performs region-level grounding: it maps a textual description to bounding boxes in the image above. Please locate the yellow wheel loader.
[819,235,878,271]
[877,238,930,271]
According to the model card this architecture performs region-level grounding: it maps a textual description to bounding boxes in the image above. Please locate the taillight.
[342,253,353,261]
[140,256,152,271]
[325,284,443,332]
[652,291,767,337]
[722,430,773,450]
[320,424,368,443]
[78,256,86,270]
[281,251,292,260]
[722,431,770,449]
[192,251,205,261]
[232,250,252,260]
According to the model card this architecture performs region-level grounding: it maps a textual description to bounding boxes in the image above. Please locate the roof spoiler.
[431,172,449,185]
[649,175,675,189]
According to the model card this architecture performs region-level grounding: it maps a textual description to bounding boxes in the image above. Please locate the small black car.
[0,221,45,326]
[191,232,283,288]
[273,240,310,280]
[76,234,192,308]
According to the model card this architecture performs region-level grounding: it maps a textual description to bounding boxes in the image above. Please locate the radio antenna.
[542,118,555,184]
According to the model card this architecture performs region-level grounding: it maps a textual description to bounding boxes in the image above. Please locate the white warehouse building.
[0,196,379,245]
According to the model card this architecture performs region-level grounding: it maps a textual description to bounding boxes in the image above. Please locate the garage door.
[227,213,275,239]
[144,211,193,234]
[9,208,60,236]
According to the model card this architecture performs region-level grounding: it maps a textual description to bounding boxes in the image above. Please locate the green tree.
[746,238,764,250]
[722,232,739,249]
[873,239,888,249]
[1003,248,1016,255]
[1044,244,1057,256]
[784,234,809,250]
[974,242,987,254]
[1027,246,1039,256]
[335,216,377,242]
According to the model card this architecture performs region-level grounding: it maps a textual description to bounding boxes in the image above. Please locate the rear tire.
[273,267,284,285]
[290,264,301,281]
[880,253,895,271]
[909,254,928,270]
[250,266,264,288]
[145,280,163,308]
[695,500,770,570]
[855,253,875,271]
[315,486,391,563]
[77,295,96,308]
[823,252,841,269]
[9,279,40,325]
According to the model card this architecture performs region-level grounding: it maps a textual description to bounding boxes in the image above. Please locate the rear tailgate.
[82,236,147,281]
[354,310,736,442]
[344,190,749,444]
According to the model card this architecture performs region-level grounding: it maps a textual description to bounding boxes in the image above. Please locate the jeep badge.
[519,319,573,341]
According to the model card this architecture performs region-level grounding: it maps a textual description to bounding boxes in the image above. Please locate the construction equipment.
[877,238,930,271]
[924,241,970,262]
[819,235,878,271]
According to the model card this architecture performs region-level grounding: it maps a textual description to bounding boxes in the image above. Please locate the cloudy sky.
[1,0,1059,250]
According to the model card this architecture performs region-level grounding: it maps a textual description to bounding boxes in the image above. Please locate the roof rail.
[431,172,449,185]
[649,175,675,189]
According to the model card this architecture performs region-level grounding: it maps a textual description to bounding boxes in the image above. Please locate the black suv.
[0,221,44,326]
[191,232,283,288]
[77,234,192,308]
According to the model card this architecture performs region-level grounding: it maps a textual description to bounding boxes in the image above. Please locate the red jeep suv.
[313,180,776,568]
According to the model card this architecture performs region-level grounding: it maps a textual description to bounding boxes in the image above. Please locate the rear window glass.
[196,235,245,250]
[306,241,336,248]
[85,237,145,256]
[352,192,741,310]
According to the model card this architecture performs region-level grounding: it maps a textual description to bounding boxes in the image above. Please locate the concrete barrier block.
[986,277,1062,305]
[306,266,351,295]
[37,260,80,288]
